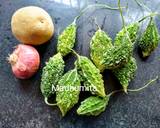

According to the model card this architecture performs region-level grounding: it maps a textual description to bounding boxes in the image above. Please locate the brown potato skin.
[11,6,54,45]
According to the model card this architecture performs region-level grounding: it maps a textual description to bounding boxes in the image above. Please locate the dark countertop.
[0,0,160,128]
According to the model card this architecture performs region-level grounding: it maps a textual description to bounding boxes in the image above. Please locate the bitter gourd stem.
[118,0,132,42]
[107,89,123,97]
[44,97,57,106]
[128,76,158,92]
[118,0,125,28]
[93,18,101,30]
[73,3,126,24]
[138,12,158,23]
[134,0,152,13]
[107,76,158,96]
[70,49,80,60]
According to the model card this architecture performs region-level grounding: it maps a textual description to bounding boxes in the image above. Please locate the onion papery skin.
[8,44,40,79]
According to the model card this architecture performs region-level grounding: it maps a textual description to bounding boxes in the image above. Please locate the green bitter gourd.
[110,0,137,93]
[77,96,109,116]
[40,53,65,98]
[56,68,80,116]
[90,28,113,72]
[75,54,106,97]
[57,3,122,57]
[114,22,140,45]
[101,32,133,70]
[57,21,77,56]
[139,17,159,57]
[112,57,137,93]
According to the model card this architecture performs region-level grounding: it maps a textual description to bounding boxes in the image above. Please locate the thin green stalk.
[134,0,152,13]
[73,3,126,23]
[118,0,132,43]
[138,12,158,23]
[107,89,123,97]
[93,18,101,30]
[44,97,57,106]
[125,2,133,22]
[107,76,158,95]
[70,49,80,59]
[118,0,125,28]
[128,76,158,92]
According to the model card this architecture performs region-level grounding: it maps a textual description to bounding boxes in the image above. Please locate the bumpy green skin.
[90,29,113,72]
[57,22,77,56]
[102,35,133,69]
[112,57,137,93]
[90,23,138,71]
[41,53,65,98]
[113,24,138,92]
[114,22,139,45]
[56,69,80,116]
[76,56,106,97]
[139,19,159,57]
[77,96,109,116]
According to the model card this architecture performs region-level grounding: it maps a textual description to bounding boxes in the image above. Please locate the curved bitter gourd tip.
[112,57,137,93]
[139,18,159,57]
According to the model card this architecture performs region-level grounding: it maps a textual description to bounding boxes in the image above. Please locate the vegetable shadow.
[136,45,156,62]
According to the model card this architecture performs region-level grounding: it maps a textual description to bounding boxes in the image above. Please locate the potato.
[11,6,54,45]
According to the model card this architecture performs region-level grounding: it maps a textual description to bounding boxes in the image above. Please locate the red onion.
[8,44,40,79]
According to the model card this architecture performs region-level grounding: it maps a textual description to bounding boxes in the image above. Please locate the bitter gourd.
[138,18,159,57]
[56,69,80,116]
[112,57,137,93]
[75,55,106,97]
[40,53,65,98]
[90,28,113,72]
[57,22,77,56]
[77,96,109,116]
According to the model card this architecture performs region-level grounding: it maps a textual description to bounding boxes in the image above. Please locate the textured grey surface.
[0,0,160,128]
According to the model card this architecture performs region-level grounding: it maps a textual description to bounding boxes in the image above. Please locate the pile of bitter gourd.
[40,0,160,117]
